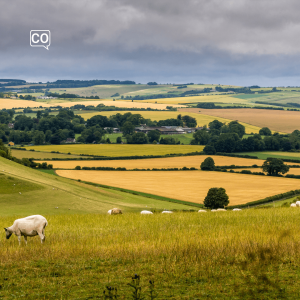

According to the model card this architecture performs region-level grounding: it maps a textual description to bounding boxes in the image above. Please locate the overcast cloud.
[1,0,300,85]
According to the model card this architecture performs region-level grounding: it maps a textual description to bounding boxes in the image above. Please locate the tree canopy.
[204,188,229,209]
[262,158,290,176]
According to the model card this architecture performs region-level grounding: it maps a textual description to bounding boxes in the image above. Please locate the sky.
[1,0,300,86]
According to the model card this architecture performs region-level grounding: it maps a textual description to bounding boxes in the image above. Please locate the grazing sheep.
[198,210,207,213]
[162,211,173,214]
[233,208,242,211]
[211,209,217,212]
[296,201,300,207]
[4,215,48,245]
[291,203,297,207]
[140,210,153,214]
[108,208,122,215]
[217,208,226,211]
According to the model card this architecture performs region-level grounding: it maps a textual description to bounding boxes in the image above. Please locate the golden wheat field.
[39,155,270,169]
[78,110,261,133]
[53,100,186,109]
[56,170,300,205]
[0,99,51,109]
[25,144,204,156]
[180,108,300,133]
[11,149,86,159]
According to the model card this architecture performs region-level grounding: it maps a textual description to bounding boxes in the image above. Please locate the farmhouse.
[8,123,14,129]
[8,141,15,146]
[135,126,201,135]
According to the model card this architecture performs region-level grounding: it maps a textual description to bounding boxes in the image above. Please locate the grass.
[0,157,197,216]
[237,151,300,160]
[24,144,205,157]
[56,170,300,206]
[0,209,300,298]
[39,155,268,170]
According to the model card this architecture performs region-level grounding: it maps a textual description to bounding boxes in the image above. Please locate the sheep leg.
[17,235,21,246]
[38,232,45,244]
[24,236,27,245]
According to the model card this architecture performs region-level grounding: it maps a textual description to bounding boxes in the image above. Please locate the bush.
[200,157,215,170]
[75,166,81,170]
[204,187,229,209]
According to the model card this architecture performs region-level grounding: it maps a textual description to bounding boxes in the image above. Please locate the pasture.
[11,149,86,159]
[237,151,300,160]
[1,210,300,298]
[182,108,300,133]
[56,170,300,206]
[0,157,195,216]
[78,110,261,133]
[39,155,268,169]
[24,144,205,157]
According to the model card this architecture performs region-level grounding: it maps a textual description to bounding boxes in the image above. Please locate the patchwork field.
[39,155,268,169]
[78,110,261,133]
[56,170,300,205]
[24,144,205,157]
[179,108,300,133]
[0,157,195,216]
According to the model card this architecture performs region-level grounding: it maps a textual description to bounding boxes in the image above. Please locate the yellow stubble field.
[56,170,300,205]
[40,155,269,169]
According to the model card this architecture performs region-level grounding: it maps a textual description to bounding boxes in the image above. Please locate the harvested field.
[0,99,50,109]
[50,100,185,109]
[25,144,204,157]
[56,170,300,205]
[179,108,300,133]
[40,155,269,169]
[11,149,86,159]
[78,110,261,133]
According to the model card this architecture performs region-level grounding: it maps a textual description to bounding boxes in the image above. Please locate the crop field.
[0,99,51,109]
[10,149,87,159]
[237,151,300,160]
[24,144,205,157]
[180,108,300,133]
[0,157,195,216]
[78,110,261,133]
[56,170,300,205]
[1,210,300,298]
[39,155,269,170]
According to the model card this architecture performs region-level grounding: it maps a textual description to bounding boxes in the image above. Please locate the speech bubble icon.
[30,30,51,50]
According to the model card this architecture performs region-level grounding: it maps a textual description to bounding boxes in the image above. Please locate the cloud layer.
[1,0,300,85]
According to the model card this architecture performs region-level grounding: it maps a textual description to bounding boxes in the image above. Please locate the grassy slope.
[0,157,197,216]
[236,151,300,160]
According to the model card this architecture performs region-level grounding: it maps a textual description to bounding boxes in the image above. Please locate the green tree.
[228,121,245,138]
[203,144,216,155]
[33,131,45,145]
[116,137,122,143]
[209,119,223,130]
[147,130,161,143]
[200,157,215,170]
[204,187,229,209]
[121,121,135,135]
[262,158,289,176]
[259,127,272,136]
[127,132,148,144]
[193,129,210,145]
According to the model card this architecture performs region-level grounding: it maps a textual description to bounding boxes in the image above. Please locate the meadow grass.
[56,170,300,206]
[24,144,204,157]
[237,151,300,160]
[10,149,86,159]
[0,209,300,299]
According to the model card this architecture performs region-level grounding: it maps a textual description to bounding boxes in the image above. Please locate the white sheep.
[291,203,297,207]
[162,211,173,214]
[140,210,153,214]
[108,208,122,215]
[296,201,300,207]
[211,209,217,212]
[233,208,242,211]
[217,208,226,211]
[198,210,207,213]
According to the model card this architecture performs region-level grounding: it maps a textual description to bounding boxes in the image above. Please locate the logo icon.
[30,30,51,50]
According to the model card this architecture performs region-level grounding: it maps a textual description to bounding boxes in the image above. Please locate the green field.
[24,144,204,157]
[237,151,300,160]
[0,157,196,216]
[11,149,86,159]
[1,209,300,298]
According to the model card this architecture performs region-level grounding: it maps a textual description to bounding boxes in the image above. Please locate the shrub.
[204,187,229,209]
[200,157,215,170]
[75,166,81,170]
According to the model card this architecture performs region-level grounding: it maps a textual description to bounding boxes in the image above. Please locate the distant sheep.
[296,201,300,207]
[233,208,242,211]
[211,209,217,212]
[162,211,173,214]
[291,203,297,207]
[198,210,207,213]
[141,210,153,214]
[108,208,122,215]
[217,208,226,211]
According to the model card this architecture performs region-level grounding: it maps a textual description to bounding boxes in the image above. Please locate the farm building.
[8,141,15,146]
[135,126,200,135]
[8,123,14,129]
